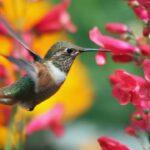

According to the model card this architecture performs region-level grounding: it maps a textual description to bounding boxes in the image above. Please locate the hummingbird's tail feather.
[0,90,16,105]
[0,17,42,61]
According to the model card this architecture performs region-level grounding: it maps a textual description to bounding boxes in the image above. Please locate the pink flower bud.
[143,26,150,36]
[132,5,149,23]
[105,23,129,34]
[95,52,106,66]
[138,0,150,9]
[127,0,139,7]
[89,27,138,54]
[140,44,150,55]
[112,54,133,63]
[131,109,150,131]
[125,126,137,137]
[98,136,131,150]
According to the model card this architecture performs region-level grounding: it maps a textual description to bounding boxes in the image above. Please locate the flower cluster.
[89,0,150,149]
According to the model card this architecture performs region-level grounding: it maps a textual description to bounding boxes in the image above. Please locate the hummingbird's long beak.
[81,48,111,52]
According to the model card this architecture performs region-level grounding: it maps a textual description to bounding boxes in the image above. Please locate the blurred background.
[0,0,144,150]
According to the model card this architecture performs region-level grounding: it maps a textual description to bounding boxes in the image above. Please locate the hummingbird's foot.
[27,106,35,111]
[0,98,16,105]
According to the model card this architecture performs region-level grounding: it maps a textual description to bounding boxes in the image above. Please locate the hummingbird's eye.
[66,48,74,54]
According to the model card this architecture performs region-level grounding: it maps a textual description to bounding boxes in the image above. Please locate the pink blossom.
[95,52,106,66]
[32,0,77,34]
[98,136,131,150]
[89,27,138,54]
[25,104,64,137]
[110,70,143,105]
[105,23,129,34]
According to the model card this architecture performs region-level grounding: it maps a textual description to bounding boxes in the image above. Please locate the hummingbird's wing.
[3,55,39,92]
[0,17,42,62]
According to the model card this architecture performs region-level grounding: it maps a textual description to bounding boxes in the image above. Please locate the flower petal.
[25,104,64,137]
[98,136,131,150]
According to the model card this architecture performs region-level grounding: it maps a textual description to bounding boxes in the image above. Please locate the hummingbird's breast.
[33,61,67,101]
[44,61,67,85]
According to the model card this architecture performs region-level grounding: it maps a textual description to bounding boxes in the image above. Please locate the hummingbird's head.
[44,41,109,73]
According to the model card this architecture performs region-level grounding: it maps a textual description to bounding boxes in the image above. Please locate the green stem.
[4,106,18,150]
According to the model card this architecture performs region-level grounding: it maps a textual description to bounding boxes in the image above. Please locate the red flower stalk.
[32,0,77,34]
[98,136,131,150]
[105,23,129,34]
[25,104,64,137]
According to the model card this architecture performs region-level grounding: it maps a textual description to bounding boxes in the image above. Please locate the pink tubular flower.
[89,27,138,54]
[32,0,77,34]
[105,23,129,34]
[25,104,64,137]
[98,136,131,150]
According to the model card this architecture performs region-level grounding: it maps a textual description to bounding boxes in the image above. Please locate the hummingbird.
[0,17,110,111]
